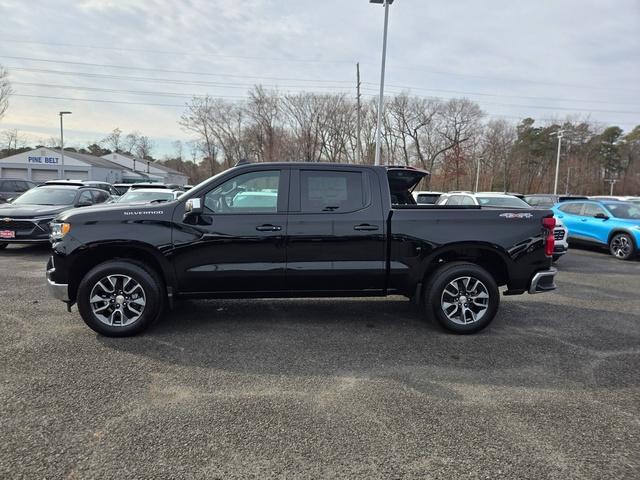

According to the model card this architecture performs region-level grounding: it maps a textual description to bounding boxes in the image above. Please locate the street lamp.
[59,111,72,179]
[474,156,483,192]
[370,0,394,166]
[551,129,564,195]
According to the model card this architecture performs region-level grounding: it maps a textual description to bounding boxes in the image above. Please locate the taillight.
[542,217,556,256]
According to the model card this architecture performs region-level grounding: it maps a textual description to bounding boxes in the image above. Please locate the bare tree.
[0,66,12,121]
[101,128,124,153]
[179,96,219,175]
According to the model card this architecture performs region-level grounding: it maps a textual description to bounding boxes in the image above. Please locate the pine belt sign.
[28,156,60,164]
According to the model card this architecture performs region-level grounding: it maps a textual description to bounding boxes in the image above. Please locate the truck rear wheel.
[424,262,499,334]
[77,260,164,337]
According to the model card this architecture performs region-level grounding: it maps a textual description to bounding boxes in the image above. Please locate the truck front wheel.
[77,260,164,337]
[424,262,499,334]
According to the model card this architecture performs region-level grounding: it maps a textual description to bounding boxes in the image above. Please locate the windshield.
[478,196,530,208]
[118,191,174,204]
[604,203,640,220]
[12,187,76,206]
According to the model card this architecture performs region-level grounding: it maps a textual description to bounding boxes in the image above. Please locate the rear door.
[172,168,289,294]
[285,167,386,293]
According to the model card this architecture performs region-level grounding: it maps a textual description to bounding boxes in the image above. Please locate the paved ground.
[0,245,639,479]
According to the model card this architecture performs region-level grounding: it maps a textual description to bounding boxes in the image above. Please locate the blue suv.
[552,200,640,260]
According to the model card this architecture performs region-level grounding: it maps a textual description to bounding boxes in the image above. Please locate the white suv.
[437,192,569,261]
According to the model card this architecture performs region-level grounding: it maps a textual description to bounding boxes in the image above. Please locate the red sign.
[0,230,15,239]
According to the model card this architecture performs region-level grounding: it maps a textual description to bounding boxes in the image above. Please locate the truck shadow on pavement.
[97,297,640,392]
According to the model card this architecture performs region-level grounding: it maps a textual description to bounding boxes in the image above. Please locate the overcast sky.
[0,0,638,157]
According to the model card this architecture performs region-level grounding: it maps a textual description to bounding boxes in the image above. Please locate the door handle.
[353,224,379,231]
[256,224,282,232]
[580,218,587,222]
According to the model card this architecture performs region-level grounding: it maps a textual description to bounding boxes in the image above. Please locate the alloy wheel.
[440,276,490,325]
[89,274,146,327]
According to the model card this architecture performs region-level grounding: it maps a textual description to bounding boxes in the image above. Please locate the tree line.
[1,75,638,194]
[178,86,640,194]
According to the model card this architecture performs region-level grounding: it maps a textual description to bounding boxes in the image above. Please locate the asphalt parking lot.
[0,246,639,479]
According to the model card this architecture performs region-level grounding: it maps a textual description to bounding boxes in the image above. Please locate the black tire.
[609,232,635,261]
[423,262,500,334]
[77,260,165,337]
[0,243,7,250]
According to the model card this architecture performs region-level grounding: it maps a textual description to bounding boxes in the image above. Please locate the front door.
[285,167,386,293]
[172,168,289,294]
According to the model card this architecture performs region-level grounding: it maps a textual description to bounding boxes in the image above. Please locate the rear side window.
[446,195,463,206]
[559,203,583,215]
[460,196,476,206]
[300,170,365,213]
[582,203,606,217]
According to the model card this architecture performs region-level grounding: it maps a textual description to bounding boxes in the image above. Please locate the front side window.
[300,170,365,213]
[605,203,640,220]
[77,190,94,205]
[204,170,280,214]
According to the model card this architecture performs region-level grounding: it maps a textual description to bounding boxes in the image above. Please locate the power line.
[7,66,355,91]
[6,57,637,111]
[3,38,635,92]
[0,55,353,84]
[0,38,356,65]
[13,94,186,108]
[363,82,639,107]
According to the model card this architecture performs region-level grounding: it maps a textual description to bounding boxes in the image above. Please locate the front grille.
[554,229,565,241]
[0,220,35,232]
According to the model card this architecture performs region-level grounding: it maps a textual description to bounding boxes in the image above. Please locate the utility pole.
[356,62,362,164]
[552,129,565,195]
[59,111,72,179]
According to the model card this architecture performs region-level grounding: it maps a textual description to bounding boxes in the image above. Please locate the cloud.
[0,0,638,156]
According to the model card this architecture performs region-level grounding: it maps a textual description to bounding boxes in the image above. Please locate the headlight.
[50,222,71,241]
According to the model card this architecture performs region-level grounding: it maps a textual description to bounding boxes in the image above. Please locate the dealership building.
[0,148,188,185]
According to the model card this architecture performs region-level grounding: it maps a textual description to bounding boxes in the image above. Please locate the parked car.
[0,185,111,248]
[116,188,182,205]
[437,192,531,208]
[590,196,640,206]
[412,191,443,205]
[523,194,588,208]
[129,183,184,191]
[47,163,557,337]
[438,192,568,261]
[112,183,132,196]
[0,178,37,203]
[553,200,640,260]
[45,180,121,199]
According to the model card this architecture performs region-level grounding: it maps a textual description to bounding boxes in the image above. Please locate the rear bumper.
[46,257,69,302]
[528,267,557,294]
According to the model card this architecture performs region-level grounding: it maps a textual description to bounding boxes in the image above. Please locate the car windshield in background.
[12,187,76,205]
[117,191,174,204]
[233,192,278,209]
[605,203,640,220]
[477,196,530,208]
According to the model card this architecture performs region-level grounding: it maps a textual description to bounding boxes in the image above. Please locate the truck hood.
[56,201,177,222]
[0,202,71,219]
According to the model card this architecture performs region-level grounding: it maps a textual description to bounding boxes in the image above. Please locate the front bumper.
[46,258,69,302]
[528,267,557,294]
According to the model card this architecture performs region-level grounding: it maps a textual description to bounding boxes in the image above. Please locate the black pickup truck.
[47,163,557,337]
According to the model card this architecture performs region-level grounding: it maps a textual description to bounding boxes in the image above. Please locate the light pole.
[551,129,564,195]
[474,156,482,192]
[59,111,72,179]
[371,0,394,166]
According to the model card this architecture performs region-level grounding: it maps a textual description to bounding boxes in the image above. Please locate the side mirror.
[594,213,609,220]
[184,198,203,218]
[6,197,13,203]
